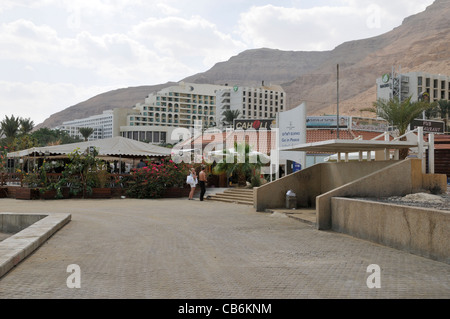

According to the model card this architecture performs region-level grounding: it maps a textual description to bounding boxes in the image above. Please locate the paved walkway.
[0,197,449,299]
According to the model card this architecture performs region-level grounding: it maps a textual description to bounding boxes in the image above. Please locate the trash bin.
[286,190,297,209]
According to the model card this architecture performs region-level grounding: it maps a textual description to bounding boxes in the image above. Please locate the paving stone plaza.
[0,197,449,299]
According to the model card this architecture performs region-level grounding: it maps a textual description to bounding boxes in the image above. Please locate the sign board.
[306,116,349,129]
[279,103,307,149]
[292,162,302,172]
[350,117,389,132]
[411,119,445,134]
[234,119,276,131]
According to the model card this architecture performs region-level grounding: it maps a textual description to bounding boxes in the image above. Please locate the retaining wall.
[316,159,447,230]
[331,197,450,264]
[255,160,397,212]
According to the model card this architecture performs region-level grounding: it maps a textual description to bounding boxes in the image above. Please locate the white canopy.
[7,136,172,158]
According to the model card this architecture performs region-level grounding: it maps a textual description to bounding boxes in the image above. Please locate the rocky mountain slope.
[38,0,450,128]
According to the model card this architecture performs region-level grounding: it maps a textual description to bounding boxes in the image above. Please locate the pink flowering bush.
[124,158,189,199]
[0,146,8,172]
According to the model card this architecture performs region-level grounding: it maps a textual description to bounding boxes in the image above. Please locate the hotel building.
[119,82,229,144]
[56,108,138,141]
[377,71,450,102]
[215,83,285,128]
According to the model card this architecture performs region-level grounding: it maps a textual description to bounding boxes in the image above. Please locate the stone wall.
[331,197,450,264]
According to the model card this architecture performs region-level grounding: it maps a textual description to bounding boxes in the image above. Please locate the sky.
[0,0,435,126]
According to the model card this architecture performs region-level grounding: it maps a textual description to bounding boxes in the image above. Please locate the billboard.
[350,117,389,132]
[306,116,349,128]
[233,119,276,131]
[279,103,307,149]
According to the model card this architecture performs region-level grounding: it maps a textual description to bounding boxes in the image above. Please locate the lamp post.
[337,64,340,139]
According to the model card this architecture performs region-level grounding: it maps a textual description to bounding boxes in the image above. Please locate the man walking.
[199,165,207,201]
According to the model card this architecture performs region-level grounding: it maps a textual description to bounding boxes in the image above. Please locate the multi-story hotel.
[119,82,229,143]
[56,108,138,141]
[215,83,285,128]
[55,82,288,144]
[377,71,450,102]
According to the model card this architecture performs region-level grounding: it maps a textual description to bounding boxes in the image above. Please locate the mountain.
[38,0,450,128]
[36,82,177,129]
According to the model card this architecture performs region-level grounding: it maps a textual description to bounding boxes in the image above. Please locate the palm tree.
[213,142,265,187]
[437,100,450,132]
[221,110,241,127]
[0,115,21,141]
[78,127,94,141]
[19,118,35,135]
[363,97,434,159]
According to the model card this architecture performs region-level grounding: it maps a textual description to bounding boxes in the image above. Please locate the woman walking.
[187,168,198,200]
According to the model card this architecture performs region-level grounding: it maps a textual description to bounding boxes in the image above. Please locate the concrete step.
[207,195,254,205]
[207,188,255,205]
[223,188,254,194]
[210,193,254,200]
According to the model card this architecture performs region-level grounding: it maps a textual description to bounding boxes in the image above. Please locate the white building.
[215,83,285,128]
[377,71,450,102]
[56,108,138,141]
[120,82,229,144]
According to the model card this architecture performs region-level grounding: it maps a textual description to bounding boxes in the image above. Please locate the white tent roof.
[7,136,172,158]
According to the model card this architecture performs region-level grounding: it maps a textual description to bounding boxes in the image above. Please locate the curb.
[0,213,71,278]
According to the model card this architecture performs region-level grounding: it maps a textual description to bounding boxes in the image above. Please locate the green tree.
[0,115,21,141]
[437,100,450,132]
[364,97,435,159]
[213,142,265,187]
[31,128,82,146]
[19,118,35,135]
[221,110,241,127]
[78,127,94,141]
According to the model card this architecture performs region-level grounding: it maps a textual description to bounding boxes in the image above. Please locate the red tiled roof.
[178,129,395,153]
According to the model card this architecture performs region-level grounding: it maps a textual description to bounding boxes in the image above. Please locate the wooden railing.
[0,173,23,187]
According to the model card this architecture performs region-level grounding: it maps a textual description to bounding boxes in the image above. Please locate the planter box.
[111,188,126,198]
[162,187,191,198]
[38,188,70,200]
[39,189,57,200]
[89,188,112,199]
[15,187,39,200]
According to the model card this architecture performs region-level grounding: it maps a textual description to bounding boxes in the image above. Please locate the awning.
[7,136,172,158]
[281,139,421,153]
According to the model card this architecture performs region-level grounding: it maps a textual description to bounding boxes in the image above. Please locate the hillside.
[36,82,176,129]
[37,0,450,128]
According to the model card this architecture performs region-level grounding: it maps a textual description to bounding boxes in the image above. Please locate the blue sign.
[292,162,302,172]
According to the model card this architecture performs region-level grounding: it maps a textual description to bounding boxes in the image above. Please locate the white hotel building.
[55,82,288,144]
[56,109,138,141]
[377,71,450,102]
[119,82,227,143]
[215,83,285,128]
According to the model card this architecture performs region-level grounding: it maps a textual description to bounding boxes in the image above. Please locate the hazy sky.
[0,0,435,125]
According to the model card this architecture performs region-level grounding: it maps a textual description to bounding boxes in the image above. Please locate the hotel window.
[426,78,430,87]
[441,81,446,90]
